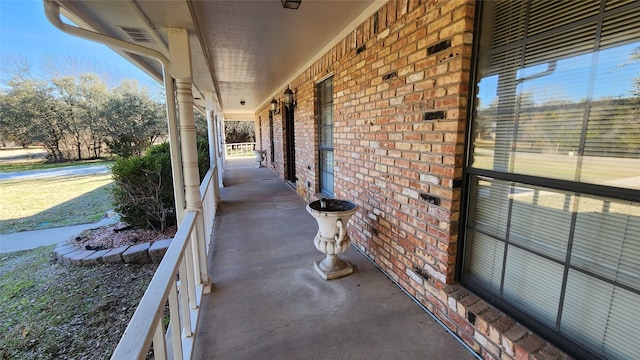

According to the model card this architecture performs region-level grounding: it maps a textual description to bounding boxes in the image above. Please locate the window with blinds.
[463,1,640,359]
[318,77,334,197]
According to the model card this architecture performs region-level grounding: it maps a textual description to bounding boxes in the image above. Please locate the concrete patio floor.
[192,158,477,359]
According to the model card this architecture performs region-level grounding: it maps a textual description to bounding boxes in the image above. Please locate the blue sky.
[0,0,155,87]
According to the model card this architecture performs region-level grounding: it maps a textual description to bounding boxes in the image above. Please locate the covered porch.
[42,0,640,358]
[192,158,476,359]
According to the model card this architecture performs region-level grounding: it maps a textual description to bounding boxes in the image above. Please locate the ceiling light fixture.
[281,0,302,10]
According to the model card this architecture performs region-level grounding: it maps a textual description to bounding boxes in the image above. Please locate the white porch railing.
[199,168,217,245]
[225,142,255,157]
[111,167,217,360]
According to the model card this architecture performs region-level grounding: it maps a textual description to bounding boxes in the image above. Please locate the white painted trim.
[223,112,257,121]
[316,72,335,85]
[44,0,170,67]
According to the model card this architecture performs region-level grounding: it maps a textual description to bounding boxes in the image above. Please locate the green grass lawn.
[0,170,114,235]
[0,155,157,358]
[0,245,157,359]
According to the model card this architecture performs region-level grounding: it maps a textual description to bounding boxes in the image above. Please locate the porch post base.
[202,276,215,294]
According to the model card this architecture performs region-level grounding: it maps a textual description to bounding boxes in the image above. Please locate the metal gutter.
[44,0,169,67]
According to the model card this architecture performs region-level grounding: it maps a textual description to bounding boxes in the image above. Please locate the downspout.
[43,0,186,222]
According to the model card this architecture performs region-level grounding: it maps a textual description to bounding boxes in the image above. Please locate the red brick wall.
[255,1,571,359]
[256,108,286,178]
[334,0,471,287]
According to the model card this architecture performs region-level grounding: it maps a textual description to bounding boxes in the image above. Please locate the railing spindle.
[185,239,198,309]
[168,281,183,359]
[152,319,167,360]
[179,258,193,337]
[112,167,217,359]
[225,142,256,157]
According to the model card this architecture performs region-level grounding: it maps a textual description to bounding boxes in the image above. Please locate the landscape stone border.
[54,238,172,266]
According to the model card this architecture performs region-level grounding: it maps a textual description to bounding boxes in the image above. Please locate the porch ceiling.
[54,0,380,120]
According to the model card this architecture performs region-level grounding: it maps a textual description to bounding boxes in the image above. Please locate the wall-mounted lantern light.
[270,98,279,114]
[283,85,296,110]
[281,0,302,10]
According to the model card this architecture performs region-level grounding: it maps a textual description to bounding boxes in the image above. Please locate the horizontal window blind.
[524,23,596,67]
[605,0,637,12]
[527,2,599,38]
[469,178,509,238]
[318,77,334,196]
[601,8,640,49]
[466,231,504,295]
[503,246,564,328]
[490,1,526,48]
[472,1,640,191]
[509,188,572,261]
[561,270,640,359]
[464,1,640,358]
[572,199,640,290]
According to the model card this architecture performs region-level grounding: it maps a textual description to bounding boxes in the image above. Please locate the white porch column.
[219,114,227,163]
[205,92,221,201]
[168,28,212,293]
[163,72,186,223]
[216,104,225,188]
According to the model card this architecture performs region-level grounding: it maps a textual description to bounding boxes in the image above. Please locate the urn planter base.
[314,254,354,280]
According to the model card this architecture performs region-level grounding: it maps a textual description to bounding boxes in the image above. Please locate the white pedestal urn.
[306,199,359,280]
[254,149,266,168]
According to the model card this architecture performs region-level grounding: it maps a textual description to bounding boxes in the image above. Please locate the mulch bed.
[73,222,177,250]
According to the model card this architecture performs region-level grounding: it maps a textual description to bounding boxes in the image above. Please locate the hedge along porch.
[257,1,640,360]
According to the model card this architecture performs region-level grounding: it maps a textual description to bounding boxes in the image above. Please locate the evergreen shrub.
[110,141,212,231]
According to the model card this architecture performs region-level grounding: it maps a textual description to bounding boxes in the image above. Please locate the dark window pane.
[318,77,334,195]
